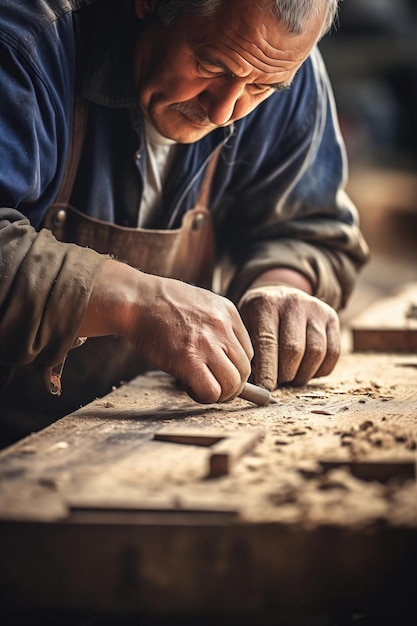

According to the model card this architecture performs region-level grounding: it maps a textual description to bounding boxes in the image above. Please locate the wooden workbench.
[0,351,416,623]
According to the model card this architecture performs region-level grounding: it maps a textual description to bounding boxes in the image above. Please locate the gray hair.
[155,0,339,37]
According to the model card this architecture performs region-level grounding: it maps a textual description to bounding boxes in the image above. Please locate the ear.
[134,0,159,19]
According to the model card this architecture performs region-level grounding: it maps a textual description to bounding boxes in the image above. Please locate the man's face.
[134,0,325,143]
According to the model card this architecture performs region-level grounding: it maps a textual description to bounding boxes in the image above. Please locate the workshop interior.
[321,0,417,326]
[1,1,417,625]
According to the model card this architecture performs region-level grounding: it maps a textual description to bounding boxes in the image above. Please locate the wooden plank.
[0,353,416,617]
[1,354,416,526]
[350,282,417,351]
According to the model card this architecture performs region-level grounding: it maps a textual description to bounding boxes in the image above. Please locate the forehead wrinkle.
[238,31,307,66]
[258,33,308,64]
[218,33,301,77]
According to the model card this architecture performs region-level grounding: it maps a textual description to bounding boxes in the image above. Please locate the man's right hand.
[79,259,253,404]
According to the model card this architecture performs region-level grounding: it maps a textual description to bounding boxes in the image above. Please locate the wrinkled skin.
[128,275,254,403]
[133,0,325,142]
[80,260,253,404]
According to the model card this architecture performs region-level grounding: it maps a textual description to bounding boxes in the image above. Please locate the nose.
[199,78,246,126]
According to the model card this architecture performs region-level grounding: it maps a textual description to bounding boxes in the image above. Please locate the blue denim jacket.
[0,0,369,372]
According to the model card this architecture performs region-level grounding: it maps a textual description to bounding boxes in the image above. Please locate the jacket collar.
[81,1,137,107]
[80,0,235,146]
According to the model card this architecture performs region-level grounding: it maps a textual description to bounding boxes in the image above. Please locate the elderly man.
[0,0,369,446]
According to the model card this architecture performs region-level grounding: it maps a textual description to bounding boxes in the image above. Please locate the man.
[0,0,369,446]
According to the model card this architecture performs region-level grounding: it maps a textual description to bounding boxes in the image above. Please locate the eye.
[247,84,274,95]
[196,61,224,78]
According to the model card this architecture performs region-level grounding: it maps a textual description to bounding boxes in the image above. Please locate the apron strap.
[195,145,223,208]
[54,95,88,206]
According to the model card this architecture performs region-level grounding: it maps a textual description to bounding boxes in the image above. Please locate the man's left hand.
[238,284,340,390]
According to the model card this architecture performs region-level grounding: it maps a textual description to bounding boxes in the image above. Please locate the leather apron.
[43,96,221,287]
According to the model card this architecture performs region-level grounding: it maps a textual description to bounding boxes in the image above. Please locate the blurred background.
[319,0,417,326]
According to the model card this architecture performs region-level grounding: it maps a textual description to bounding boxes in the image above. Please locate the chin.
[169,128,213,143]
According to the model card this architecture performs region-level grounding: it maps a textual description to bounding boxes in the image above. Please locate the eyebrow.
[198,54,292,92]
[270,82,292,92]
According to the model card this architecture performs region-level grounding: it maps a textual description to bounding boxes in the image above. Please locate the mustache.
[169,100,211,126]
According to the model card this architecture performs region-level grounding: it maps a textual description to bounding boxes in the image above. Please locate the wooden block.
[350,282,417,352]
[208,431,262,478]
[320,459,416,484]
[154,427,262,478]
[154,427,223,447]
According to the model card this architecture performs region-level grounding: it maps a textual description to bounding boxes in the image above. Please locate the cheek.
[155,74,209,105]
[233,92,271,121]
[166,75,200,96]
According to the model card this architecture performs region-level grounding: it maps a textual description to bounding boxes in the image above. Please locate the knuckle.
[307,340,327,362]
[281,339,303,360]
[243,361,252,382]
[327,342,341,360]
[240,291,275,315]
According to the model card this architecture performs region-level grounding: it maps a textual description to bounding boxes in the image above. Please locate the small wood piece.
[350,282,417,352]
[154,428,223,447]
[154,427,262,478]
[320,459,416,484]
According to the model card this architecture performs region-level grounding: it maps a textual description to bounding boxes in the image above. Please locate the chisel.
[238,381,279,406]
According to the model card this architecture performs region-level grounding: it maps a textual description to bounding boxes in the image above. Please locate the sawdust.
[0,353,416,529]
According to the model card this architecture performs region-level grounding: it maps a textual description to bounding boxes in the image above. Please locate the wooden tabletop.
[0,351,416,619]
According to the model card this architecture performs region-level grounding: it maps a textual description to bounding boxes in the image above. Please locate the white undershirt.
[137,120,178,228]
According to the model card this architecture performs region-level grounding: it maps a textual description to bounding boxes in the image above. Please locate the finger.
[245,299,279,391]
[195,314,252,401]
[313,314,341,379]
[226,319,253,381]
[183,362,222,404]
[232,314,254,363]
[182,343,249,404]
[277,311,306,384]
[207,345,250,402]
[291,314,340,386]
[291,319,327,386]
[185,364,243,404]
[213,296,254,363]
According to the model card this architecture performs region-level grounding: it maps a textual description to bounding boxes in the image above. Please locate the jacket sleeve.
[218,48,370,310]
[0,12,108,377]
[0,211,108,370]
